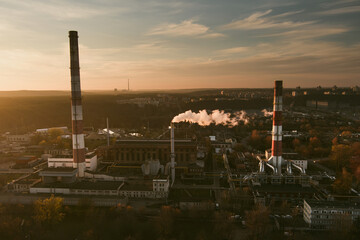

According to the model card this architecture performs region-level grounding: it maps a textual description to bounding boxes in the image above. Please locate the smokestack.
[271,80,283,174]
[69,31,86,177]
[106,118,110,147]
[170,123,175,186]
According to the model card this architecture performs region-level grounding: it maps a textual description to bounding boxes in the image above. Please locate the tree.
[245,205,271,240]
[350,142,360,182]
[48,128,64,141]
[248,130,264,151]
[331,144,352,171]
[309,136,321,148]
[213,211,233,239]
[341,131,352,137]
[332,168,353,195]
[332,137,339,146]
[156,206,179,238]
[33,195,65,225]
[292,138,301,148]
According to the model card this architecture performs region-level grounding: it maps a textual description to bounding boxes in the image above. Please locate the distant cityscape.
[0,28,359,240]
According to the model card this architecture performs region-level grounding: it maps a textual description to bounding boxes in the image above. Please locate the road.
[0,193,127,207]
[172,184,227,190]
[223,154,236,192]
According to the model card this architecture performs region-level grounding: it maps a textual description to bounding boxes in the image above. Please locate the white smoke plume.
[172,110,248,127]
[261,109,273,117]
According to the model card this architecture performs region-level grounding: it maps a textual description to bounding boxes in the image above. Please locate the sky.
[0,0,359,90]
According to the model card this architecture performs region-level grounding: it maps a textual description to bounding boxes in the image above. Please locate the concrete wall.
[119,190,167,199]
[30,187,71,194]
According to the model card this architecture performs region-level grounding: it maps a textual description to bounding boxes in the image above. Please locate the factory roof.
[115,139,195,145]
[169,189,214,202]
[15,178,40,185]
[34,181,123,190]
[39,167,78,177]
[305,200,360,210]
[50,152,96,159]
[40,167,77,172]
[253,184,316,194]
[120,181,153,191]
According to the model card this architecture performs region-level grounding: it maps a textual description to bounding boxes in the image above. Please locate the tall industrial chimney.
[69,31,86,177]
[170,123,176,186]
[271,80,283,174]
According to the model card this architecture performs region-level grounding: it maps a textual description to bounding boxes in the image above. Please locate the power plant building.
[24,31,171,202]
[252,80,315,206]
[104,139,197,165]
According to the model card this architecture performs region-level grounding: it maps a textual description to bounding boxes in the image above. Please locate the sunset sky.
[0,0,359,90]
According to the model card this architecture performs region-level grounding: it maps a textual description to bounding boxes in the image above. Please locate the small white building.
[212,142,233,154]
[29,177,169,199]
[119,177,169,199]
[6,134,31,143]
[36,127,68,134]
[48,152,98,171]
[153,178,169,193]
[291,159,308,170]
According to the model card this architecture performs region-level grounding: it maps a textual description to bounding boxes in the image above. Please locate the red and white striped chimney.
[69,31,86,177]
[170,122,175,186]
[271,80,283,174]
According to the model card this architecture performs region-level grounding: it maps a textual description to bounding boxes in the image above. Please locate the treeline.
[0,94,275,134]
[0,95,177,133]
[2,196,360,240]
[0,195,235,240]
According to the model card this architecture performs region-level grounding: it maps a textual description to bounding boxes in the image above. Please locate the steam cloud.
[261,109,273,117]
[172,110,248,127]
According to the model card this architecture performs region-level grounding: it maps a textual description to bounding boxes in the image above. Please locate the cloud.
[148,19,225,38]
[198,33,226,38]
[266,25,349,39]
[270,10,304,18]
[216,47,249,55]
[1,0,127,20]
[77,40,360,89]
[222,9,349,40]
[1,40,360,90]
[222,9,314,30]
[317,5,360,15]
[321,0,359,8]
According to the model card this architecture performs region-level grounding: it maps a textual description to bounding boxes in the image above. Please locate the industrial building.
[48,151,98,171]
[30,177,169,199]
[304,200,360,229]
[103,139,197,165]
[5,134,32,144]
[251,80,315,205]
[26,31,175,201]
[256,80,308,181]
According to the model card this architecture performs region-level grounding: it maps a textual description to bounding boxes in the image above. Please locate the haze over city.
[1,1,360,240]
[1,0,359,90]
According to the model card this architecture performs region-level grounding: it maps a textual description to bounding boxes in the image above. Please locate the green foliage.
[33,195,65,225]
[48,128,64,139]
